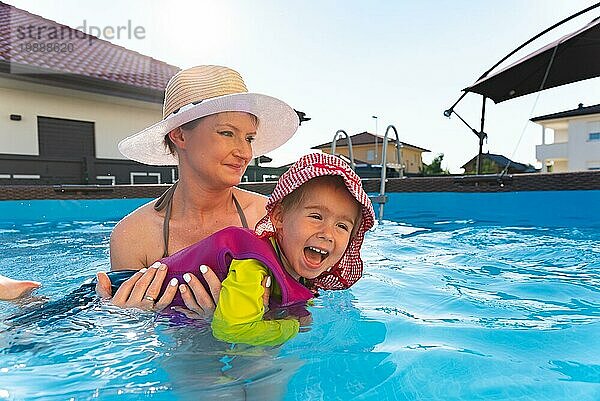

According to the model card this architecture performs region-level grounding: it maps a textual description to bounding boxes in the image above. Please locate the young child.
[153,152,375,346]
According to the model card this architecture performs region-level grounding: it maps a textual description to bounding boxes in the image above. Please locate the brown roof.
[460,153,535,172]
[311,131,430,152]
[0,2,179,97]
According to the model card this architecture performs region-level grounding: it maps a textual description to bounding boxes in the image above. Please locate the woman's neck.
[172,175,235,218]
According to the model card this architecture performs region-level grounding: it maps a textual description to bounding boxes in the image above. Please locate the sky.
[6,0,600,172]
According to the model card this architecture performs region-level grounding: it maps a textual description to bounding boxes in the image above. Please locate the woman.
[95,65,300,315]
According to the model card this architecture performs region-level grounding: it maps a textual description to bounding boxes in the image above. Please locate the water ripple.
[358,222,600,331]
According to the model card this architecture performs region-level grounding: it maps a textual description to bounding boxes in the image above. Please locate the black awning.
[465,17,600,103]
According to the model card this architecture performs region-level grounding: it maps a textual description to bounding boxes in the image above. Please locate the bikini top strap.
[161,197,173,258]
[154,182,178,212]
[232,193,249,229]
[154,182,177,258]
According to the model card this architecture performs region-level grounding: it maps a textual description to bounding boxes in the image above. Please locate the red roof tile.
[0,2,179,92]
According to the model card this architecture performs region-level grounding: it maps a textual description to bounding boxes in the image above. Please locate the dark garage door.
[38,116,95,183]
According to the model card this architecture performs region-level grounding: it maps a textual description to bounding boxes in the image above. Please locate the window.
[589,132,600,141]
[366,150,375,161]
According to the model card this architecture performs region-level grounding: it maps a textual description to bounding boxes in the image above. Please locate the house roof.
[334,153,372,166]
[461,153,534,172]
[276,153,372,170]
[531,103,600,122]
[0,2,179,101]
[311,132,430,152]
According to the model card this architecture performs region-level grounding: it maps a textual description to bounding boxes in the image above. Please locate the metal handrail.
[377,125,402,222]
[331,129,355,170]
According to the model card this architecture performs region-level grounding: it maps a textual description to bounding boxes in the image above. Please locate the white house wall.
[554,128,568,143]
[568,119,600,171]
[0,78,161,159]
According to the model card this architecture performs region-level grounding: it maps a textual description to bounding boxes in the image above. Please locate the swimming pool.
[0,191,599,400]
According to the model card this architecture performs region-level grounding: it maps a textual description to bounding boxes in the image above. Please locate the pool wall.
[382,190,600,227]
[1,190,599,227]
[0,198,150,222]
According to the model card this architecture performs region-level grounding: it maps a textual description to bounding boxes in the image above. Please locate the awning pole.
[476,96,487,175]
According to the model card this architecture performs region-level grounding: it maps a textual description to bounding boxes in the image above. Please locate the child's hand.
[0,275,41,301]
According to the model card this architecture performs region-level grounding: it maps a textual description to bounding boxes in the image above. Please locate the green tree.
[421,153,450,175]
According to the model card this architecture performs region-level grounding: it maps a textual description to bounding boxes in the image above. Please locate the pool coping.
[0,171,599,200]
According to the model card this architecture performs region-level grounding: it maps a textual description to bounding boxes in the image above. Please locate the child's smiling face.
[271,177,361,281]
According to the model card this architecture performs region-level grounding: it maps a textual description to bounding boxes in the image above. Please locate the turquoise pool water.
[0,191,599,400]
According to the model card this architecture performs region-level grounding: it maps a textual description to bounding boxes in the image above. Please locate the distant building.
[532,103,600,173]
[461,153,537,174]
[0,3,276,185]
[311,132,430,175]
[0,2,184,185]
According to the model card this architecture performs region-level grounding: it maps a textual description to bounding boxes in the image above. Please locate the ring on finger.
[144,295,156,303]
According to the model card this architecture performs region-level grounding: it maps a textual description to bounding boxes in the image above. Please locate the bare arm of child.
[211,259,300,346]
[0,274,41,301]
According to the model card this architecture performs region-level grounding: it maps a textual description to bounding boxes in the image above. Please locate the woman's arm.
[109,206,161,270]
[101,204,216,311]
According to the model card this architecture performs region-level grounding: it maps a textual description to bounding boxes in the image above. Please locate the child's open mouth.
[303,246,329,266]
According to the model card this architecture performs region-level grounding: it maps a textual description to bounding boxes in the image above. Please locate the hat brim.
[118,93,299,166]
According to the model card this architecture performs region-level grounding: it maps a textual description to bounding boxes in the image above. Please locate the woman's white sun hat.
[118,65,300,166]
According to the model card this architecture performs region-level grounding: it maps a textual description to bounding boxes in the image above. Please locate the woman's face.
[173,112,257,188]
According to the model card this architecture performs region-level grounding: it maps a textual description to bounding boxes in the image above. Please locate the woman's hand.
[171,265,221,319]
[0,275,41,301]
[96,262,177,311]
[96,263,271,316]
[172,268,272,320]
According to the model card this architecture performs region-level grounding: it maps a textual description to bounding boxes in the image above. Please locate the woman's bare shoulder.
[110,200,164,270]
[118,199,162,224]
[233,187,268,227]
[234,187,267,205]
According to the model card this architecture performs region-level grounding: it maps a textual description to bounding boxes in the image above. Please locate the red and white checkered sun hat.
[255,152,375,290]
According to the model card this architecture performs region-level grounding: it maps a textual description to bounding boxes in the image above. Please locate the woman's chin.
[214,173,244,188]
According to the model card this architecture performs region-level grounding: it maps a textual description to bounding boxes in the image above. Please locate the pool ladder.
[331,125,402,223]
[331,130,355,170]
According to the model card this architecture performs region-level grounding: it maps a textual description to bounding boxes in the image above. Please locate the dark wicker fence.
[0,171,598,200]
